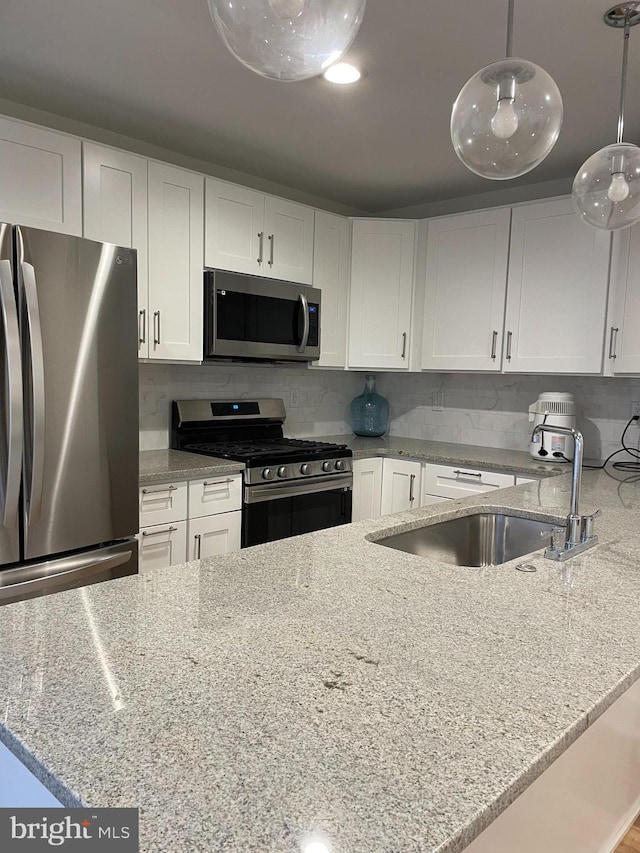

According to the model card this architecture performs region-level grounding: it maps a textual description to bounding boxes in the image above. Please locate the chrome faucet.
[531,424,601,561]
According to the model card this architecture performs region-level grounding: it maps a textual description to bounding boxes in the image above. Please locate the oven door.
[205,270,321,362]
[243,474,352,547]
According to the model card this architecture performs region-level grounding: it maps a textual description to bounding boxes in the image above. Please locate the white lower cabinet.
[188,511,242,560]
[422,463,515,502]
[138,474,242,571]
[352,458,383,522]
[381,458,421,515]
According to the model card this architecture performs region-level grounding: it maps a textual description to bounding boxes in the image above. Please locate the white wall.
[140,363,363,450]
[376,372,640,463]
[141,364,640,463]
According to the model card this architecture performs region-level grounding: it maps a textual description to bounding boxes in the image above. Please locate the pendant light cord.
[505,0,514,57]
[617,16,631,143]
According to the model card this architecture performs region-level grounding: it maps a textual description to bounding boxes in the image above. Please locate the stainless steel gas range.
[171,399,352,547]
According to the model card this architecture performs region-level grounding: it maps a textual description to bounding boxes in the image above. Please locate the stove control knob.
[277,466,289,478]
[262,468,274,481]
[322,461,332,473]
[335,459,345,471]
[300,464,311,475]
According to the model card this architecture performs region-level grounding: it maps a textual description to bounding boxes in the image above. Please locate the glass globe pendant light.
[207,0,367,82]
[572,3,640,231]
[450,0,563,180]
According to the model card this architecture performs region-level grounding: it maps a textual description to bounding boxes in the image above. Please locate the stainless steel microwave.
[204,270,321,362]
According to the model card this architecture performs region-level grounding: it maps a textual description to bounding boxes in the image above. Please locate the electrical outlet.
[290,389,300,408]
[632,400,640,419]
[432,391,444,412]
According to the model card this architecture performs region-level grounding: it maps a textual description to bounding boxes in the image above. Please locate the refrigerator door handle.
[17,228,46,526]
[0,256,23,529]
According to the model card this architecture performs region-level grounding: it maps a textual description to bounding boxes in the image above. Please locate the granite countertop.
[139,449,244,486]
[313,434,572,476]
[2,467,640,852]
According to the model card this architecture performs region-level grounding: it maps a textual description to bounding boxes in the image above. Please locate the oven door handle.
[297,291,309,353]
[245,473,353,504]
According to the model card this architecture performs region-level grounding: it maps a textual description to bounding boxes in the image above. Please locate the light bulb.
[607,172,630,202]
[490,99,519,139]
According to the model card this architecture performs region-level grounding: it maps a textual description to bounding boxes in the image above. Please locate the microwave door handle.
[17,228,46,526]
[297,291,309,353]
[0,256,23,529]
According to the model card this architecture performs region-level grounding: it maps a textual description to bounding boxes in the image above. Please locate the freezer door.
[17,226,139,560]
[0,223,21,565]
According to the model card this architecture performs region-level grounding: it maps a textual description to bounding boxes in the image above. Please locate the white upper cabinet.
[605,224,640,374]
[348,219,416,370]
[82,143,149,356]
[312,210,350,368]
[422,208,511,371]
[205,178,314,284]
[0,116,82,235]
[148,162,204,362]
[503,198,611,374]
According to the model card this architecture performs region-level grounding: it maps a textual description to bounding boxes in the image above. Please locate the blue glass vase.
[350,375,389,437]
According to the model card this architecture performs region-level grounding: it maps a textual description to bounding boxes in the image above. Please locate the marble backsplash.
[140,363,640,463]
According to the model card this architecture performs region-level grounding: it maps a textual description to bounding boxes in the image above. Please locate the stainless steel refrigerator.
[0,224,138,604]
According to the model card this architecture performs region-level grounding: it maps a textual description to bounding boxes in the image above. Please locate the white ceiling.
[0,0,638,212]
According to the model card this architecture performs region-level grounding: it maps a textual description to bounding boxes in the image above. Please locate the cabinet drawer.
[421,493,452,507]
[422,464,514,499]
[187,511,242,560]
[138,521,187,572]
[516,476,538,485]
[188,475,242,518]
[139,482,188,526]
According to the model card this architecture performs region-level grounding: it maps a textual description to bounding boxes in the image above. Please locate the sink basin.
[374,511,556,567]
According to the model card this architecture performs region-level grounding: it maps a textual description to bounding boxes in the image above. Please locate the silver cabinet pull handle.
[268,234,274,267]
[609,326,619,360]
[18,228,45,527]
[0,251,23,530]
[453,470,483,479]
[141,526,177,537]
[195,533,202,559]
[409,473,416,503]
[139,309,146,346]
[257,232,264,265]
[506,330,513,361]
[401,332,407,359]
[203,478,234,487]
[491,330,498,360]
[142,485,177,495]
[153,310,160,346]
[297,291,310,353]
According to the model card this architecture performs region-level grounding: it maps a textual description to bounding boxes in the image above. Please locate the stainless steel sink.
[374,512,556,567]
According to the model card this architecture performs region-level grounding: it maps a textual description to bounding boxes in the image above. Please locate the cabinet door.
[148,162,204,361]
[139,482,188,527]
[422,463,514,499]
[381,459,421,516]
[0,116,81,235]
[188,475,242,519]
[504,199,610,374]
[312,211,350,368]
[188,511,242,559]
[606,224,640,374]
[422,209,510,371]
[139,521,187,572]
[348,219,415,370]
[204,178,265,275]
[83,143,149,356]
[264,196,314,284]
[352,458,383,522]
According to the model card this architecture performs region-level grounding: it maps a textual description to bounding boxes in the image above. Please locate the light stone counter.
[139,449,244,486]
[1,469,640,852]
[314,434,570,476]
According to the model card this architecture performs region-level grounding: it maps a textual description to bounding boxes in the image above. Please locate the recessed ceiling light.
[323,62,361,85]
